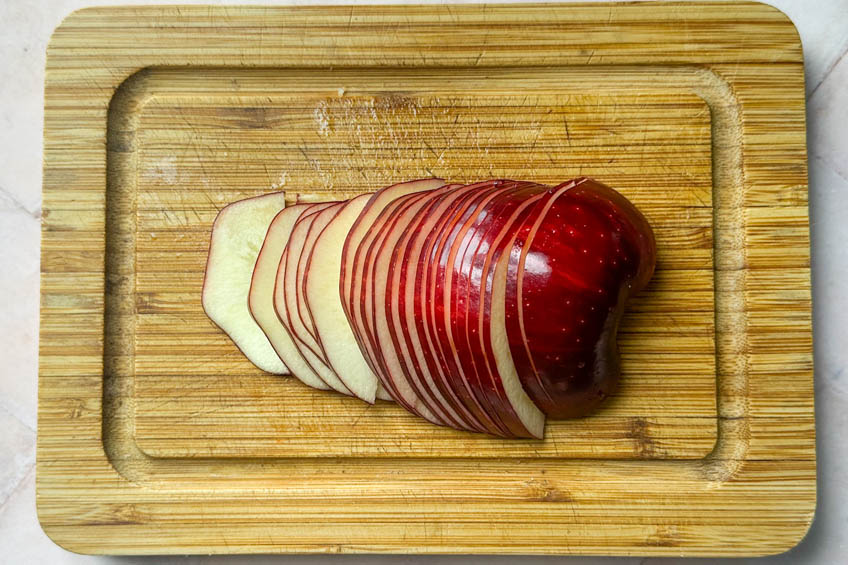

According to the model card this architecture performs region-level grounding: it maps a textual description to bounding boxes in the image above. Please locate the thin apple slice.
[449,183,547,437]
[486,226,547,439]
[249,203,333,391]
[459,186,549,438]
[275,203,354,396]
[202,191,288,374]
[305,194,382,403]
[373,185,469,426]
[360,190,446,421]
[375,386,394,402]
[297,204,345,347]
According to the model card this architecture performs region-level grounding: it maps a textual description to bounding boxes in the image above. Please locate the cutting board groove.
[39,2,814,556]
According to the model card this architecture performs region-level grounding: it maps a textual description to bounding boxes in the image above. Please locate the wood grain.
[38,2,814,556]
[132,85,716,459]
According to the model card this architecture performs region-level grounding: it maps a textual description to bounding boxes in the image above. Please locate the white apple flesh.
[202,191,288,374]
[275,203,354,396]
[248,203,332,391]
[305,194,382,403]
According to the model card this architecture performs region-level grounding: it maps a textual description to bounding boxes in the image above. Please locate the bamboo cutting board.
[38,2,814,556]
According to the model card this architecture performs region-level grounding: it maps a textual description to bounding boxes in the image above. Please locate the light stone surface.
[1,0,845,563]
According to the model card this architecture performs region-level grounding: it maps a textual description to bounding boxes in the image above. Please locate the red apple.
[208,176,659,440]
[504,178,656,418]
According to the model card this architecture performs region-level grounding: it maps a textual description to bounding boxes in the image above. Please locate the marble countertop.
[1,0,845,563]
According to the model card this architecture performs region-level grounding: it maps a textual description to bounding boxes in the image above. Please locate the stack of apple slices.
[203,178,656,439]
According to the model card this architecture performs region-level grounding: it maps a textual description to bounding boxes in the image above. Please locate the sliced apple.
[248,203,332,391]
[211,176,655,439]
[341,178,445,328]
[447,184,535,435]
[304,194,382,403]
[275,203,354,396]
[458,185,549,438]
[358,190,441,419]
[350,186,448,407]
[485,224,547,439]
[504,178,656,418]
[202,191,288,374]
[341,179,444,403]
[370,186,465,425]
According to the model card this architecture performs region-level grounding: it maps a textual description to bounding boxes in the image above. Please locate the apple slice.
[341,178,445,329]
[371,186,467,425]
[248,203,333,391]
[358,190,443,420]
[202,191,288,374]
[304,194,382,403]
[296,204,344,347]
[458,185,550,438]
[275,203,354,396]
[485,224,547,438]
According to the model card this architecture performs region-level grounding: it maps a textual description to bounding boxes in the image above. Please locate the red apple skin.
[424,182,525,436]
[387,184,484,431]
[452,183,549,437]
[505,178,656,419]
[403,183,506,434]
[356,190,431,412]
[370,187,463,424]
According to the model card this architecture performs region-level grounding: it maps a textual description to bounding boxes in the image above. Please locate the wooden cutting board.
[38,2,814,556]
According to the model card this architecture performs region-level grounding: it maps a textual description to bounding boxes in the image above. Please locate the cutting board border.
[38,2,815,556]
[129,65,720,461]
